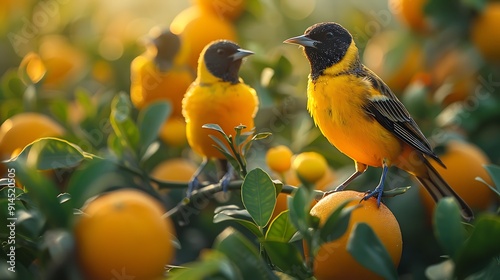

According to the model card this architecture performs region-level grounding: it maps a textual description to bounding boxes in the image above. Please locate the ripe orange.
[265,145,293,174]
[18,52,46,84]
[470,2,500,62]
[159,117,188,147]
[170,6,237,70]
[389,0,429,32]
[292,152,328,184]
[151,157,197,183]
[193,0,246,21]
[430,48,478,106]
[75,189,176,280]
[0,112,65,161]
[37,35,85,87]
[306,190,402,280]
[420,140,496,213]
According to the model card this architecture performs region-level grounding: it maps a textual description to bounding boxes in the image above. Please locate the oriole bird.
[130,30,194,118]
[284,22,473,221]
[182,40,258,195]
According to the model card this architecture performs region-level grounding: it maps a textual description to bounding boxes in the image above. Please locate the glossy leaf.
[262,240,310,278]
[66,158,117,208]
[483,164,500,194]
[454,215,500,279]
[320,200,357,243]
[137,101,171,156]
[5,159,69,228]
[213,212,263,238]
[433,198,467,260]
[7,137,93,170]
[241,168,276,227]
[266,210,297,242]
[288,187,310,235]
[215,228,278,280]
[202,123,225,134]
[347,223,398,280]
[110,93,140,152]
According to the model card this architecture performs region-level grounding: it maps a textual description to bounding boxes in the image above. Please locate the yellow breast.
[182,80,258,159]
[307,74,402,167]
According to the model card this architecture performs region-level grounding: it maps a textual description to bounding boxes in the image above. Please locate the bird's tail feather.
[415,159,474,221]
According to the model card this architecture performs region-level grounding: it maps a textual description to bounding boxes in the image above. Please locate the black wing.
[360,66,445,167]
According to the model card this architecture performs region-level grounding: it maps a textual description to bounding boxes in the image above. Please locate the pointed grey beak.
[283,35,319,48]
[230,49,254,61]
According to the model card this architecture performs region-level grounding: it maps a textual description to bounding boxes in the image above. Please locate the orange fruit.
[470,2,500,62]
[420,140,496,213]
[306,190,402,280]
[151,158,197,183]
[18,52,46,84]
[170,6,237,70]
[159,117,188,147]
[0,112,65,161]
[389,0,429,32]
[75,189,175,280]
[292,152,328,184]
[363,31,424,93]
[265,145,293,174]
[193,0,246,20]
[37,35,85,87]
[430,48,479,106]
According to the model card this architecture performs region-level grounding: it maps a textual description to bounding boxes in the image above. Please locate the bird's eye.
[325,32,334,39]
[217,49,225,55]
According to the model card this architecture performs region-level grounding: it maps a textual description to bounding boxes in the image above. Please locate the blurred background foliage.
[0,0,499,279]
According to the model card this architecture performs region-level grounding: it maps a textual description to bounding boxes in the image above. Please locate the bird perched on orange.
[284,22,473,221]
[182,40,258,195]
[130,29,194,118]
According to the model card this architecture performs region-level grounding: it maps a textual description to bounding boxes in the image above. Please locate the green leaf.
[461,0,488,11]
[202,123,225,134]
[6,158,69,228]
[66,158,117,209]
[15,208,45,240]
[266,210,297,242]
[320,200,357,243]
[288,187,310,235]
[75,88,96,118]
[454,215,500,279]
[50,99,69,124]
[215,228,278,280]
[262,240,310,277]
[347,223,398,280]
[241,168,276,227]
[213,212,263,238]
[110,93,140,152]
[7,137,93,170]
[483,164,500,194]
[252,132,272,141]
[168,250,239,280]
[433,198,467,260]
[42,229,74,262]
[382,186,412,197]
[203,123,231,142]
[137,101,171,157]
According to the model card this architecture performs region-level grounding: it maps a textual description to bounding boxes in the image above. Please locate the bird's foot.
[219,164,235,192]
[362,186,384,206]
[186,176,201,198]
[362,163,389,206]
